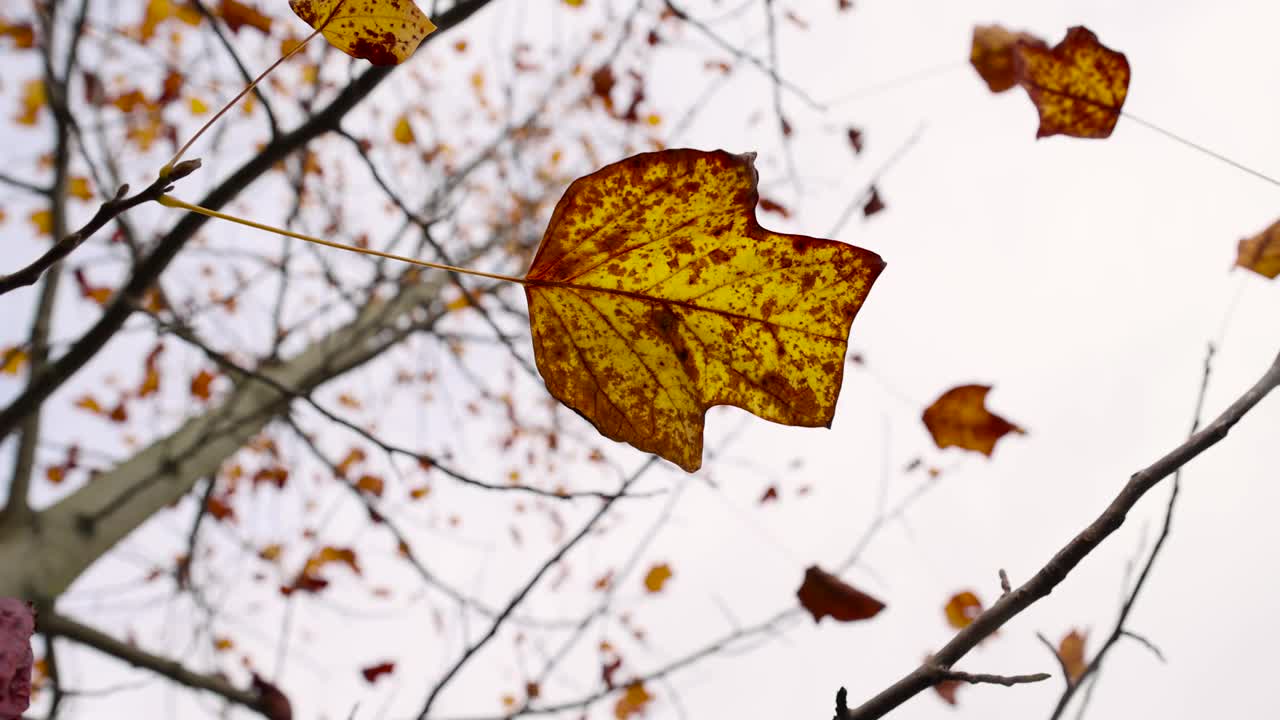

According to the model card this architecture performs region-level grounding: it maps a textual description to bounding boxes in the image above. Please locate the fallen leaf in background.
[923,385,1024,456]
[796,566,886,623]
[944,590,983,629]
[1236,219,1280,279]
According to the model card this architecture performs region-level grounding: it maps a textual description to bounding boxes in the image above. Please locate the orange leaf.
[1058,629,1088,684]
[943,590,983,629]
[68,176,93,202]
[355,474,385,497]
[288,0,437,66]
[138,0,202,41]
[642,563,672,593]
[525,149,884,472]
[0,19,36,48]
[1236,219,1280,279]
[190,370,216,400]
[613,681,652,720]
[218,0,273,34]
[796,565,885,623]
[922,384,1024,457]
[1,346,27,376]
[29,209,52,236]
[1013,26,1130,139]
[75,396,104,414]
[15,78,45,125]
[970,25,1046,94]
[213,636,234,651]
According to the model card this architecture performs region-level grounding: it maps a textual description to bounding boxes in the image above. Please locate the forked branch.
[840,346,1280,719]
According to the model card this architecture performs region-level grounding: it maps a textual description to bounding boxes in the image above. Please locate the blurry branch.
[190,0,280,137]
[662,0,824,111]
[827,124,925,238]
[0,264,455,599]
[842,345,1280,720]
[0,0,496,447]
[0,161,202,298]
[0,171,48,195]
[5,0,97,529]
[414,457,657,719]
[38,611,273,718]
[283,416,601,631]
[453,469,945,720]
[1048,343,1217,720]
[165,313,636,501]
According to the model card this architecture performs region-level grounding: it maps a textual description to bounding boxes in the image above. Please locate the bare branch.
[843,346,1280,719]
[38,611,272,717]
[0,161,201,298]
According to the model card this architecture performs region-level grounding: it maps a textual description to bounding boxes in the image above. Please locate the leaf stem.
[157,195,528,285]
[163,26,323,175]
[1122,112,1280,188]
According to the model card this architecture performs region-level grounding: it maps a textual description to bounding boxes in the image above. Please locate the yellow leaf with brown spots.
[526,149,884,472]
[1236,218,1280,279]
[1013,26,1129,139]
[288,0,436,66]
[922,384,1024,457]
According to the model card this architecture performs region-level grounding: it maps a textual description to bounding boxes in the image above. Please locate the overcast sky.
[3,1,1279,719]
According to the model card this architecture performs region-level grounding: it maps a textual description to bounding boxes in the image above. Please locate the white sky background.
[2,0,1279,719]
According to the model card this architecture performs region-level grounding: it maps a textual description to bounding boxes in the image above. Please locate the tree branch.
[38,611,272,717]
[1048,342,1216,718]
[0,0,496,446]
[843,346,1280,719]
[0,162,201,298]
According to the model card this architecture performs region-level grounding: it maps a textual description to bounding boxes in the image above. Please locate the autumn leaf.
[218,0,273,34]
[863,186,885,217]
[393,114,416,145]
[355,474,385,497]
[970,24,1045,94]
[1058,629,1088,684]
[290,546,361,594]
[922,384,1024,457]
[1013,26,1130,139]
[759,485,779,504]
[28,209,52,236]
[138,0,202,41]
[1236,219,1280,279]
[614,681,652,720]
[288,0,437,66]
[190,370,216,400]
[361,661,395,683]
[933,676,961,706]
[16,78,46,126]
[796,565,885,623]
[68,176,93,201]
[526,149,884,472]
[0,19,36,49]
[1,347,27,376]
[643,563,672,593]
[943,590,983,629]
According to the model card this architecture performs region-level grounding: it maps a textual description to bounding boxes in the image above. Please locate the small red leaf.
[796,566,885,623]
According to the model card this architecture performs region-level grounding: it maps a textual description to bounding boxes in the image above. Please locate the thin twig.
[843,346,1280,719]
[38,611,274,717]
[1050,343,1217,719]
[0,160,201,297]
